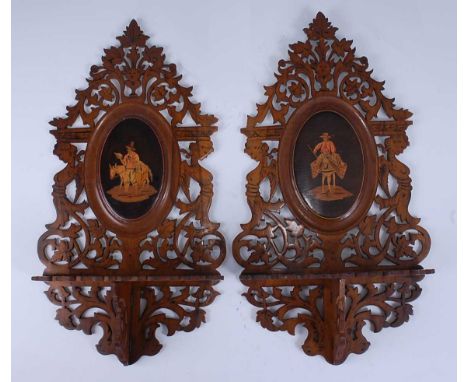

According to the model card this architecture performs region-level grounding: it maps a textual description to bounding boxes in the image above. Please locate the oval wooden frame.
[278,96,378,234]
[84,101,180,237]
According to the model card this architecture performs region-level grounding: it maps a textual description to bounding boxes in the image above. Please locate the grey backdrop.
[12,0,456,381]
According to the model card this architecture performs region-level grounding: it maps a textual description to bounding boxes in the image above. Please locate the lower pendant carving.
[242,276,425,365]
[45,281,220,365]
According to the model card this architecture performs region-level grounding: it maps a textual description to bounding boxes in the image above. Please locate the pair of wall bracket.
[33,12,433,366]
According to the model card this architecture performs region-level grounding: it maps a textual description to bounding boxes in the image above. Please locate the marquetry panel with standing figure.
[33,19,225,365]
[233,11,433,364]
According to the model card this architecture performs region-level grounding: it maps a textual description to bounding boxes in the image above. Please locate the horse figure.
[109,164,133,191]
[311,153,346,193]
[110,162,152,191]
[133,162,153,187]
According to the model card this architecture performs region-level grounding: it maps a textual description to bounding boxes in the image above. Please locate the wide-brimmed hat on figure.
[320,132,332,139]
[126,141,136,151]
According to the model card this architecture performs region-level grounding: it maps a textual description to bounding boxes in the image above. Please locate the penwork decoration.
[33,20,226,365]
[233,12,433,364]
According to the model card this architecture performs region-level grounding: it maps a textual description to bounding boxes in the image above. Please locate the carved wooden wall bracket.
[33,20,225,365]
[233,12,433,364]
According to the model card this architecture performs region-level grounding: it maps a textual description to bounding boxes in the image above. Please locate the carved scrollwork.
[38,20,225,274]
[244,279,422,364]
[139,213,225,272]
[235,11,432,364]
[234,210,324,272]
[338,133,430,268]
[139,139,225,272]
[234,12,430,273]
[35,19,224,364]
[50,20,216,131]
[46,283,219,365]
[247,12,411,129]
[38,142,123,271]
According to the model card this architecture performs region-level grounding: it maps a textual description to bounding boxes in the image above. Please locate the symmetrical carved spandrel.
[246,12,411,130]
[50,20,216,131]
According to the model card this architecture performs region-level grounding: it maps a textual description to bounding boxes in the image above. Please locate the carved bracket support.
[241,269,432,364]
[34,276,220,365]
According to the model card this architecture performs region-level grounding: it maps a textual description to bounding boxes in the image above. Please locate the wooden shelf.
[240,268,434,282]
[32,274,223,284]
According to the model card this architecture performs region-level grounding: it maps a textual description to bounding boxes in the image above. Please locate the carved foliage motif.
[244,278,422,364]
[246,13,411,128]
[50,21,216,131]
[38,20,225,274]
[35,20,225,364]
[234,12,432,364]
[234,12,430,273]
[46,283,219,365]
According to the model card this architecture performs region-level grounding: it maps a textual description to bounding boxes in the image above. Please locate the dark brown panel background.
[100,118,163,219]
[293,111,363,218]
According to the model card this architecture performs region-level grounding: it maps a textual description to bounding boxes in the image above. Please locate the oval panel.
[293,111,363,218]
[279,97,378,234]
[100,118,163,219]
[84,103,179,237]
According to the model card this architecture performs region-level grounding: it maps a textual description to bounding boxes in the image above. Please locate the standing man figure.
[122,141,140,186]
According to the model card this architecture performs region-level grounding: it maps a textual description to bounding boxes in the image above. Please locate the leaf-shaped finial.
[304,11,338,40]
[117,19,149,47]
[316,11,326,20]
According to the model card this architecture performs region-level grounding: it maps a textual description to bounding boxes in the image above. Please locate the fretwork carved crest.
[34,19,225,365]
[233,11,433,364]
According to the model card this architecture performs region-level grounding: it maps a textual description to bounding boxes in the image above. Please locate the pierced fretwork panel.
[233,12,430,273]
[38,20,225,274]
[243,278,422,365]
[234,11,432,365]
[34,20,225,365]
[46,282,219,365]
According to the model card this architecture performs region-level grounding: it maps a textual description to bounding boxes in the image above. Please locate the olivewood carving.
[233,12,433,364]
[243,271,425,365]
[34,20,225,365]
[46,281,219,365]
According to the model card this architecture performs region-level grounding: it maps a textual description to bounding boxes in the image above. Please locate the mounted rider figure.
[310,132,347,193]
